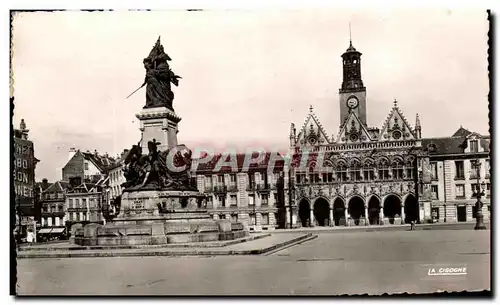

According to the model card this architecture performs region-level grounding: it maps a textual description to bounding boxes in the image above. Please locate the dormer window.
[470,140,479,153]
[427,143,436,152]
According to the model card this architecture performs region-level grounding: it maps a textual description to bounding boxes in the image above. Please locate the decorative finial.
[393,99,398,107]
[20,119,26,131]
[415,113,421,128]
[309,105,313,113]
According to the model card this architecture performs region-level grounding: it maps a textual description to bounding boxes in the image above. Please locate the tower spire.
[349,22,352,45]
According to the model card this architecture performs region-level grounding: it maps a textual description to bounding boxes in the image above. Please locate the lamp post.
[288,169,295,229]
[471,159,487,230]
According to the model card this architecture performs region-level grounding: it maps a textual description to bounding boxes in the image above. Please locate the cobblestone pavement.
[16,230,490,296]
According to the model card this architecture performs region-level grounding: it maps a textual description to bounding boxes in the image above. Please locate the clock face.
[347,97,359,109]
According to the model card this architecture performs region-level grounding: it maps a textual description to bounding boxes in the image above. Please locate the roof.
[42,181,71,194]
[343,41,360,55]
[452,126,472,137]
[107,150,130,171]
[194,152,285,174]
[82,151,115,172]
[422,128,490,155]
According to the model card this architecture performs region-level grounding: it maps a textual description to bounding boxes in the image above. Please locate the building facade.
[288,40,433,227]
[106,149,129,217]
[65,177,108,226]
[13,119,40,237]
[62,148,115,183]
[38,180,70,239]
[193,153,286,231]
[423,127,491,223]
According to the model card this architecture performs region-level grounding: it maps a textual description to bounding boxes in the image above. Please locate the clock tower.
[339,39,367,127]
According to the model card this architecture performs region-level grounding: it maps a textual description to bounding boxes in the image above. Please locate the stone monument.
[73,37,248,246]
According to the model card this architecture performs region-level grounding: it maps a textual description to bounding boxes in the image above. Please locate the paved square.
[16,230,490,295]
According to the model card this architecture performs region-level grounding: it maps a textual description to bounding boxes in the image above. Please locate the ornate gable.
[335,110,372,143]
[296,105,331,147]
[378,100,416,142]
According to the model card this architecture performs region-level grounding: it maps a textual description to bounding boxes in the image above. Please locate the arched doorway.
[367,196,381,225]
[383,195,401,224]
[333,198,345,226]
[404,194,419,224]
[313,198,330,226]
[298,199,311,227]
[348,196,365,226]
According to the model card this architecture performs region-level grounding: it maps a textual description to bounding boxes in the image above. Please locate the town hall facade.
[287,40,433,227]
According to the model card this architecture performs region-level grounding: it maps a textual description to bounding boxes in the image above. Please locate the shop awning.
[38,228,52,234]
[51,228,66,234]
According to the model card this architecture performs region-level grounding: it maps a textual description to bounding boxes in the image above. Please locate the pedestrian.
[26,229,35,246]
[410,220,416,231]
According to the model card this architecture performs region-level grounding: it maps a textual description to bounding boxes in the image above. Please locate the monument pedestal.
[73,189,248,246]
[136,106,181,151]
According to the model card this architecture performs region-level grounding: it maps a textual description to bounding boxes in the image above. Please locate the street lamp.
[471,159,487,230]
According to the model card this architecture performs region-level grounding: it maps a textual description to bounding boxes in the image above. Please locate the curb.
[17,233,315,259]
[271,222,489,234]
[18,233,271,252]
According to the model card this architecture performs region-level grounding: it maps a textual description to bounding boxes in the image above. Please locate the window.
[392,160,404,180]
[455,161,465,179]
[273,193,278,204]
[43,205,48,213]
[248,173,254,188]
[327,173,333,182]
[377,159,390,180]
[431,162,438,180]
[406,159,415,180]
[69,213,73,221]
[431,185,438,200]
[485,159,491,177]
[470,140,478,153]
[231,214,238,223]
[230,195,237,207]
[219,214,226,220]
[486,183,491,197]
[218,175,224,185]
[261,194,269,206]
[219,195,226,207]
[456,184,465,198]
[82,198,87,208]
[350,160,362,181]
[75,198,80,208]
[471,183,479,194]
[249,213,256,225]
[262,213,269,225]
[363,161,375,181]
[230,174,236,183]
[431,207,440,220]
[84,162,89,170]
[58,205,63,212]
[248,195,255,206]
[205,176,212,187]
[296,174,302,184]
[336,163,348,182]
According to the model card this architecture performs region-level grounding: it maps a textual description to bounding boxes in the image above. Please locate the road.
[16,230,490,295]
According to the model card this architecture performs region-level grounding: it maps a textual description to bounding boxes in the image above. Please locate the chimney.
[42,178,49,189]
[69,147,77,161]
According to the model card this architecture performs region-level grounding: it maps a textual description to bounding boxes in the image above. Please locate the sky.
[11,9,489,182]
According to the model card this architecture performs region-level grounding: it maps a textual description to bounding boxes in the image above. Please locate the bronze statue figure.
[126,36,182,111]
[121,139,195,191]
[143,37,182,110]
